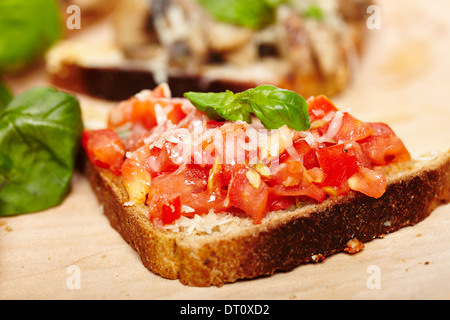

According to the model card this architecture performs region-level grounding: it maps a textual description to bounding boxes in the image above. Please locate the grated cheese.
[161,211,247,235]
[316,110,344,144]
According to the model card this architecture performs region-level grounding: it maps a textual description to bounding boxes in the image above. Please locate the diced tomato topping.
[167,102,188,124]
[121,158,152,205]
[334,113,375,142]
[82,129,125,176]
[269,160,325,202]
[84,88,412,226]
[292,139,320,169]
[271,160,307,188]
[359,123,411,166]
[151,83,171,99]
[149,165,209,199]
[206,120,225,130]
[147,143,180,175]
[316,142,371,190]
[161,196,182,225]
[148,165,219,222]
[348,167,387,199]
[131,99,158,129]
[271,184,326,203]
[107,84,187,131]
[181,190,229,217]
[267,196,296,212]
[307,95,338,123]
[208,163,247,192]
[107,97,157,130]
[228,169,269,224]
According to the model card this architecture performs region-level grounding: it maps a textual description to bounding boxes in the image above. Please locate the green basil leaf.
[0,0,62,73]
[185,90,255,124]
[0,87,83,216]
[185,85,310,131]
[244,85,310,131]
[184,91,228,121]
[0,81,12,112]
[197,0,283,29]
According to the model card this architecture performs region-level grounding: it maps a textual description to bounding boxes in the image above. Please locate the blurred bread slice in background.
[48,0,373,100]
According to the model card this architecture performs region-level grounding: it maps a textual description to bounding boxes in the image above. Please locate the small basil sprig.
[185,85,310,131]
[0,87,83,216]
[197,0,285,30]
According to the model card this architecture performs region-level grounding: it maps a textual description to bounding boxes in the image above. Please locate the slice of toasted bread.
[85,150,450,287]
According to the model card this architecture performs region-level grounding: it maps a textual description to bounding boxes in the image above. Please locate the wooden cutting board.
[1,0,449,300]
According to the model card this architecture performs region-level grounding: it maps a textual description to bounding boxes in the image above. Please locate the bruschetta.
[82,84,450,286]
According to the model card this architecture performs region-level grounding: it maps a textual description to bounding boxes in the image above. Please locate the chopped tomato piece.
[161,196,182,225]
[167,102,188,124]
[127,143,178,177]
[82,129,125,176]
[107,98,133,130]
[360,123,411,166]
[107,84,186,131]
[148,165,209,198]
[146,142,180,175]
[267,196,296,212]
[121,158,152,205]
[147,165,211,222]
[348,167,387,199]
[269,159,327,203]
[198,122,250,166]
[307,95,338,123]
[208,163,247,192]
[151,83,171,99]
[131,99,158,129]
[206,120,225,129]
[181,190,229,217]
[271,184,326,203]
[314,112,374,143]
[334,113,375,142]
[322,183,350,197]
[228,169,269,224]
[316,142,370,189]
[292,139,320,169]
[271,160,307,188]
[108,97,156,130]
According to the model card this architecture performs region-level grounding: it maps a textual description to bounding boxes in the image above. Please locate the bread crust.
[85,151,450,287]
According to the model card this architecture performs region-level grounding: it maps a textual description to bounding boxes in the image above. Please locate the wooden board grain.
[1,0,450,300]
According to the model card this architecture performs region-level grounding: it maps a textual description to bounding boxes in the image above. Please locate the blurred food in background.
[60,0,120,32]
[60,0,119,17]
[0,0,121,76]
[46,0,373,100]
